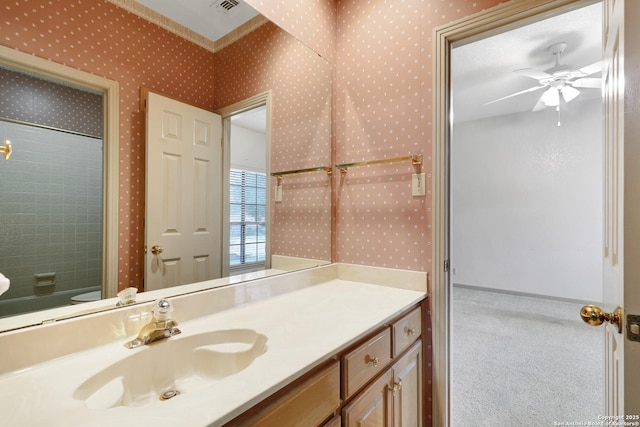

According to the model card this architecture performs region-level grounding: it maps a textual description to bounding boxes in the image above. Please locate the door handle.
[580,305,622,333]
[151,244,163,255]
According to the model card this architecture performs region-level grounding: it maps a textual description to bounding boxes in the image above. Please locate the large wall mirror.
[0,0,332,332]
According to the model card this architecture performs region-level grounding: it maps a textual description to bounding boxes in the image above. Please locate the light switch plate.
[412,173,426,196]
[274,185,282,202]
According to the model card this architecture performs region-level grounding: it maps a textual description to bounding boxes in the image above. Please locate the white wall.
[451,99,603,302]
[230,124,266,172]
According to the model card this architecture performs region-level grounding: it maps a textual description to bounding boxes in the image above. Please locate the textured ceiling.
[452,2,602,123]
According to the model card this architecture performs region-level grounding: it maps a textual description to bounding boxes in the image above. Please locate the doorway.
[449,3,603,425]
[433,1,602,425]
[217,92,271,278]
[228,106,268,275]
[0,46,118,316]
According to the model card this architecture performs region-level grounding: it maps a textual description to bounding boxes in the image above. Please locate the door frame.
[216,91,272,277]
[431,0,600,425]
[0,46,119,299]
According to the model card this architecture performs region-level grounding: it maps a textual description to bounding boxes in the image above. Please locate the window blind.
[229,169,266,274]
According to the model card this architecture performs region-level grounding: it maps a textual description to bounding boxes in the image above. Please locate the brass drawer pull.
[366,355,379,367]
[392,380,402,396]
[405,326,416,336]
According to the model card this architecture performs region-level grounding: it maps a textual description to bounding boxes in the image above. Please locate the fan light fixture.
[540,84,580,107]
[541,87,560,106]
[483,42,602,126]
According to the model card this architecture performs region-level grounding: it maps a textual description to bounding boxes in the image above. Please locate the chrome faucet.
[125,299,181,349]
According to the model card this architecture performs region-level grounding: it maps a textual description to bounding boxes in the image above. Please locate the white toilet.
[70,290,102,304]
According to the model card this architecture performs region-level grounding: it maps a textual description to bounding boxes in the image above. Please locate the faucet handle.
[153,298,174,320]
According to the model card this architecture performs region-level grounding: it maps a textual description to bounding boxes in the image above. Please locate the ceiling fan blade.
[514,68,553,80]
[571,77,601,88]
[560,85,580,103]
[578,61,602,76]
[482,85,547,106]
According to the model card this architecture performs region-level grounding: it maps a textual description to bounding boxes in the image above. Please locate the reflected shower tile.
[50,214,63,225]
[19,213,36,225]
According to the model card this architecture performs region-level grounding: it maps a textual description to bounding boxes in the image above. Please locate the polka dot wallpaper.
[213,21,333,262]
[330,2,500,423]
[332,0,502,276]
[2,0,505,293]
[2,0,218,290]
[0,68,103,137]
[246,0,337,63]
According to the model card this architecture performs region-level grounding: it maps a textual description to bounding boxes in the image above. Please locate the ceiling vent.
[211,0,240,14]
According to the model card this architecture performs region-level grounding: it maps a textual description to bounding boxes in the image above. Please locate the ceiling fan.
[485,42,602,112]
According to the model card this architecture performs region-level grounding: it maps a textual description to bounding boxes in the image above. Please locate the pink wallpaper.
[1,0,507,275]
[0,68,103,137]
[213,21,333,262]
[332,2,501,424]
[245,0,337,63]
[2,0,218,291]
[334,0,501,276]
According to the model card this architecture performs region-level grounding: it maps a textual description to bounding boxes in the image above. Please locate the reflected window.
[229,169,266,273]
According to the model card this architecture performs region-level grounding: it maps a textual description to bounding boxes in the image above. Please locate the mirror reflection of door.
[145,92,223,291]
[0,66,104,316]
[227,106,267,276]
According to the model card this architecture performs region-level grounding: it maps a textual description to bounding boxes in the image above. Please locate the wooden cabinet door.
[343,369,393,427]
[392,340,422,427]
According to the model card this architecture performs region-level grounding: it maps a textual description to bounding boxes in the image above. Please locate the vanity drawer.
[342,327,392,399]
[237,361,340,427]
[392,307,422,356]
[323,415,341,427]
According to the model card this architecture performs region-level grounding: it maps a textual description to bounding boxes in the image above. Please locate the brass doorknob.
[580,305,622,333]
[151,244,163,255]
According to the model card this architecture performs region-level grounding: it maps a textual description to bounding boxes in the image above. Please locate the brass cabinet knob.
[367,355,379,367]
[151,244,163,255]
[405,326,416,336]
[392,380,402,396]
[580,305,622,333]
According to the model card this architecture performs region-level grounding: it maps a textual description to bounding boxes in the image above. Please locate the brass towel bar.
[271,166,332,182]
[269,154,423,181]
[336,154,422,173]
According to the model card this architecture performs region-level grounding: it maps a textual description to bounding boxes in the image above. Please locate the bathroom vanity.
[231,305,424,426]
[0,264,428,426]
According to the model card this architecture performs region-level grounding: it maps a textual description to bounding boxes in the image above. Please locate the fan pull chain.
[557,105,562,127]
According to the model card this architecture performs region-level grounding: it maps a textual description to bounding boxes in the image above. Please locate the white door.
[595,0,640,415]
[145,92,222,291]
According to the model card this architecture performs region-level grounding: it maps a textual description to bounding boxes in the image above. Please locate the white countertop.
[0,271,425,427]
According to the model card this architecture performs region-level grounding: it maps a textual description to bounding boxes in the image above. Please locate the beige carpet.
[451,286,604,427]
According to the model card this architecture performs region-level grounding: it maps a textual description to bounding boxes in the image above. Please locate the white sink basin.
[73,329,268,409]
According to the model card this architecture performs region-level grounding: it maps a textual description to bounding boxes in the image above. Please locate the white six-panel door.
[602,0,623,414]
[145,92,222,291]
[603,0,640,416]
